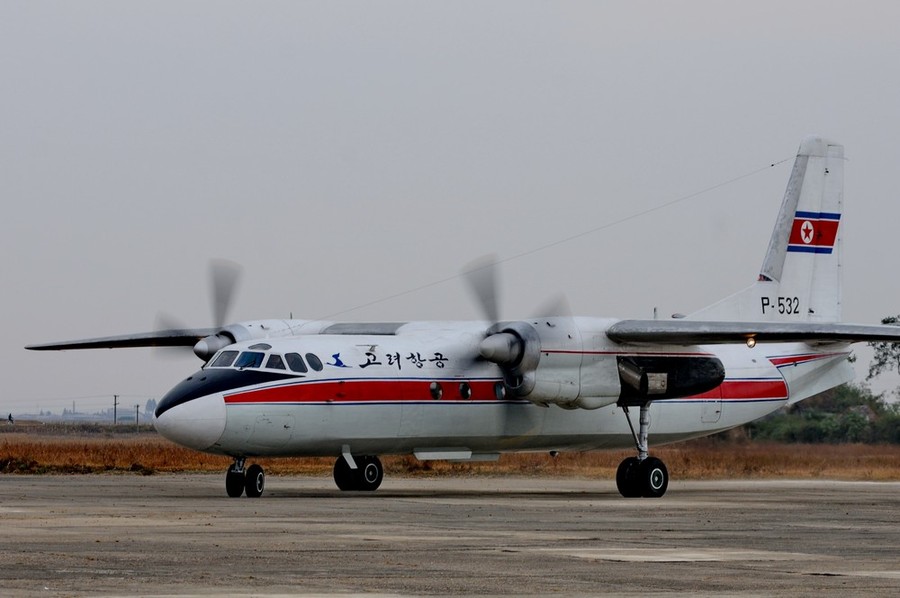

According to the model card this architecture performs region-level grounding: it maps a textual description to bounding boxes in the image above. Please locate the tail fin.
[689,136,844,323]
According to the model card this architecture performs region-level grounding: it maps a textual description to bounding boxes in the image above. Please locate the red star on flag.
[800,221,815,244]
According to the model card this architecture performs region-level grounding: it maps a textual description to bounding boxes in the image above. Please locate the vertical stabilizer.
[689,136,844,323]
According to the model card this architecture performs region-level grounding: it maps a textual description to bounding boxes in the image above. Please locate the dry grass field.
[1,423,898,480]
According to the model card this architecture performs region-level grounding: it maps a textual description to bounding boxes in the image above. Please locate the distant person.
[7,413,13,425]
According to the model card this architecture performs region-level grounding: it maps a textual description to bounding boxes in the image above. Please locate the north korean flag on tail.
[787,211,840,254]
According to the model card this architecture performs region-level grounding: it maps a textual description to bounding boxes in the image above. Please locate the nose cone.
[154,392,226,452]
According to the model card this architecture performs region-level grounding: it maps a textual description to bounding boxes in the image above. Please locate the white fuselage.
[153,318,852,459]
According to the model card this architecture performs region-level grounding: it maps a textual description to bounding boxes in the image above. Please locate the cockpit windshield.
[210,350,239,368]
[207,349,321,374]
[234,351,264,369]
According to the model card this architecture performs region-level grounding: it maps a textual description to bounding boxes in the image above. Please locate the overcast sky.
[3,1,900,415]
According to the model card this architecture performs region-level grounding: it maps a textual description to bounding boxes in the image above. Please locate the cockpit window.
[266,354,286,370]
[210,350,239,368]
[235,351,264,369]
[285,352,308,373]
[306,353,324,372]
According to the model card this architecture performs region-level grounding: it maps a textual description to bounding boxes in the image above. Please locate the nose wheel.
[224,459,266,498]
[616,404,669,498]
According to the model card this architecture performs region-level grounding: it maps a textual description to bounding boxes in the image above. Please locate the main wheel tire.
[356,456,384,492]
[245,464,265,498]
[639,457,668,498]
[225,468,245,498]
[333,456,358,491]
[616,457,642,498]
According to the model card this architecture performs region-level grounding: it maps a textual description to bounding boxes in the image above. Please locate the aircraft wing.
[25,328,219,351]
[606,320,900,345]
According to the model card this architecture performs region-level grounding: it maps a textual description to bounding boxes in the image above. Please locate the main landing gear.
[333,454,384,491]
[225,458,266,498]
[616,403,669,498]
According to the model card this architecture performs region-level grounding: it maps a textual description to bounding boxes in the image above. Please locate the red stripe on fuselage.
[688,379,787,401]
[225,379,503,404]
[223,377,787,405]
[768,352,848,367]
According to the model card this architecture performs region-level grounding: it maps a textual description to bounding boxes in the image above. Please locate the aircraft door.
[700,388,722,424]
[247,413,295,450]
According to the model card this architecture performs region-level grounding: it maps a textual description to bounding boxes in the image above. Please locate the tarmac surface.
[0,474,898,596]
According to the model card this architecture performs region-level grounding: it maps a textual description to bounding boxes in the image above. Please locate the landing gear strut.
[333,454,384,491]
[225,458,266,498]
[616,403,669,498]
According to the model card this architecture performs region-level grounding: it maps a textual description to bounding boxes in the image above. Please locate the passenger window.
[211,351,239,368]
[285,352,308,373]
[235,351,264,369]
[306,353,323,372]
[494,382,506,400]
[266,354,286,370]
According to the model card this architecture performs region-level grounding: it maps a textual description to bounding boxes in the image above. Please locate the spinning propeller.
[190,259,244,360]
[462,255,522,365]
[462,255,569,398]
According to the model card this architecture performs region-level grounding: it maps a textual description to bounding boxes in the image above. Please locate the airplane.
[27,136,900,499]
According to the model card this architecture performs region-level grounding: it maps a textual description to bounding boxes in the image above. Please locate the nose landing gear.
[224,458,266,498]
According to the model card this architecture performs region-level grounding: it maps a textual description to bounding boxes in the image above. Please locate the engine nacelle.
[616,355,725,406]
[480,317,726,411]
[481,318,589,408]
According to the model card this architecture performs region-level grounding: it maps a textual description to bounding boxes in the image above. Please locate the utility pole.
[135,404,140,432]
[113,394,119,425]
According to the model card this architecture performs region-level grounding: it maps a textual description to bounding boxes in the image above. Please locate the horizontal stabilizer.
[25,328,219,351]
[606,320,900,345]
